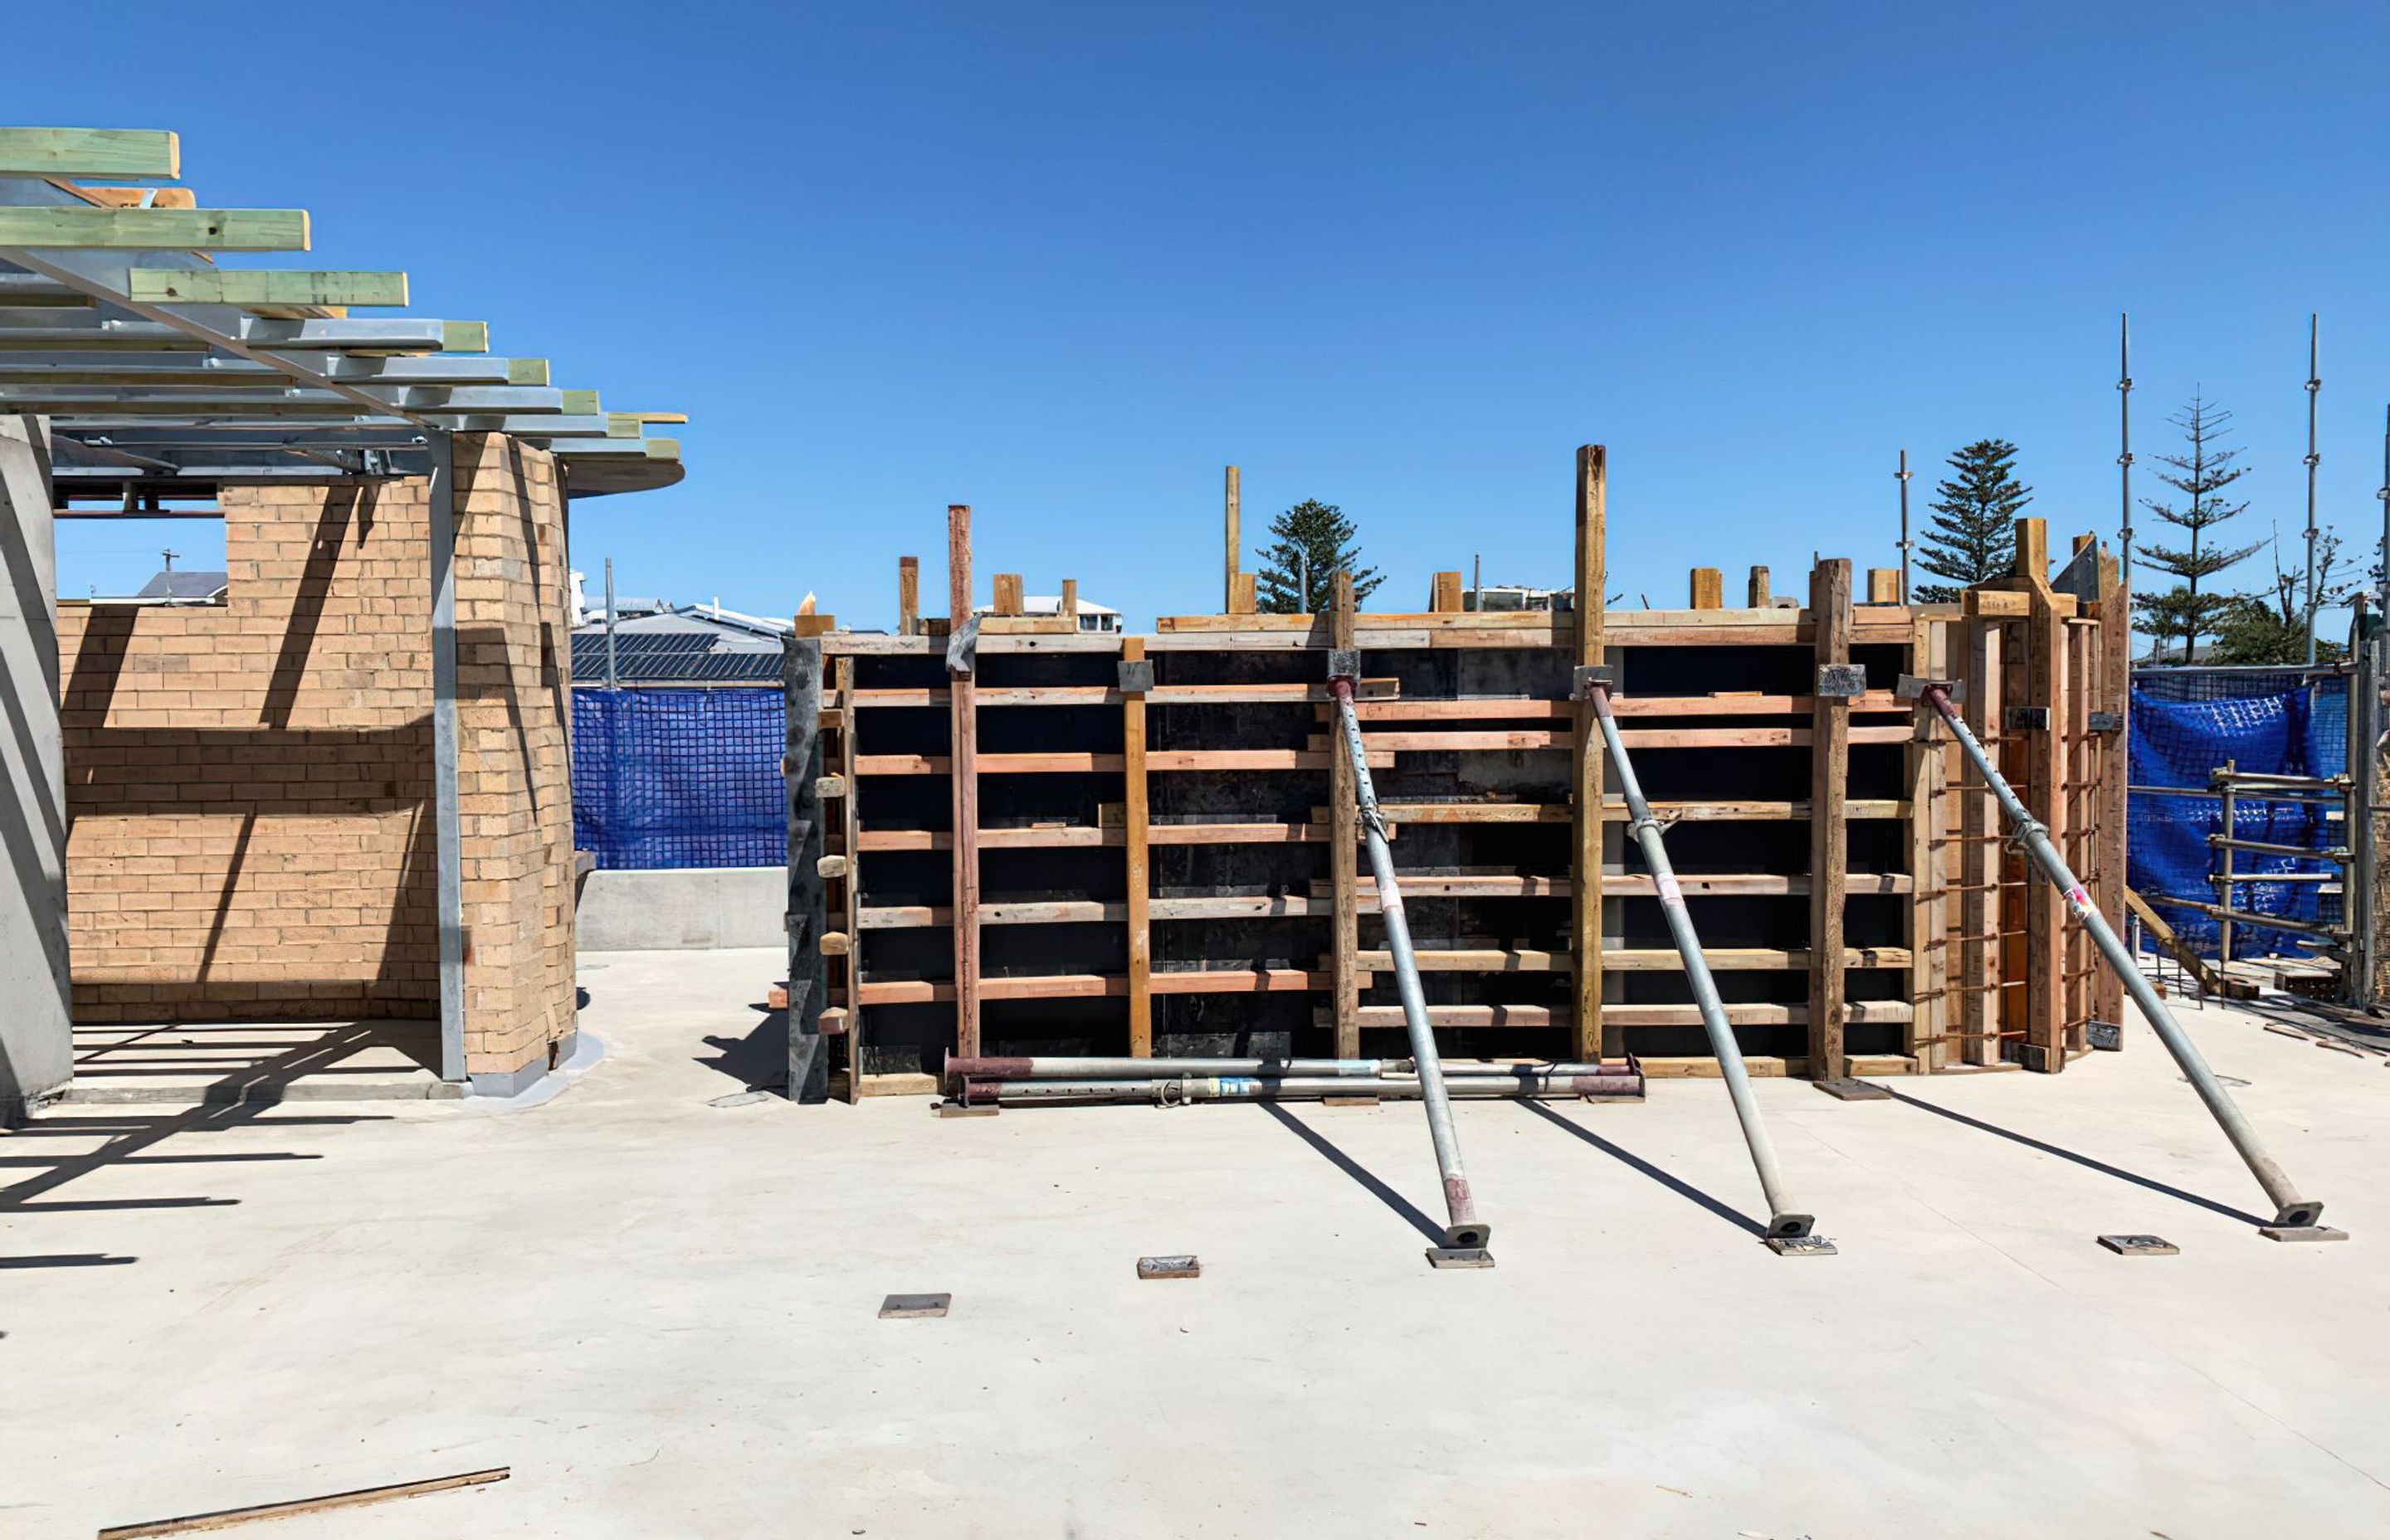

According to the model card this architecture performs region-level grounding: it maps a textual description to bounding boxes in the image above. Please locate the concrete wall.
[0,416,69,1115]
[577,866,784,951]
[50,434,577,1089]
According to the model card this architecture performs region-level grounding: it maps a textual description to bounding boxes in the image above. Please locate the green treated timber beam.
[127,269,407,308]
[0,129,180,178]
[441,320,488,353]
[559,389,599,415]
[508,358,549,386]
[0,207,309,251]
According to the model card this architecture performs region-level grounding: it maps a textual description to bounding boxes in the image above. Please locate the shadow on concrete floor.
[1518,1099,1768,1238]
[1260,1103,1446,1244]
[696,1005,787,1093]
[1881,1087,2267,1226]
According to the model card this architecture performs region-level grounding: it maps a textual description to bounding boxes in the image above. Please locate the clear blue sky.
[31,2,2390,629]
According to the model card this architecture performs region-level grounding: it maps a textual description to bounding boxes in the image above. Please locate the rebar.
[962,1073,1644,1107]
[1329,670,1487,1249]
[1914,680,2329,1229]
[1586,676,1814,1239]
[2304,315,2322,665]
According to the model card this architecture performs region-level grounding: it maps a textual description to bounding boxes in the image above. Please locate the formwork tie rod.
[1900,675,2330,1232]
[1583,667,1818,1244]
[1329,655,1490,1253]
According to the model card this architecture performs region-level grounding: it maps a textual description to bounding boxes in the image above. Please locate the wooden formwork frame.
[793,466,2127,1096]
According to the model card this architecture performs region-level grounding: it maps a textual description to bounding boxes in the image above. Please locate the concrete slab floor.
[4,946,2387,1539]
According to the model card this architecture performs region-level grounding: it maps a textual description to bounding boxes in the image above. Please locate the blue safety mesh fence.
[2128,668,2346,958]
[573,686,786,869]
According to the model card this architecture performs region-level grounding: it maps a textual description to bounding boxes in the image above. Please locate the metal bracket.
[2052,539,2102,602]
[944,613,981,677]
[2087,1020,2123,1050]
[2096,1233,2178,1256]
[2087,711,2124,734]
[1425,1246,1496,1270]
[1571,664,1613,701]
[1815,663,1866,699]
[2006,706,2052,732]
[1116,659,1154,694]
[1895,674,1963,703]
[1325,647,1360,681]
[1136,1255,1201,1279]
[1765,1234,1838,1257]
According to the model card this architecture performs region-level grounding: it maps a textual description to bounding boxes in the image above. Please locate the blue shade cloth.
[2126,670,2347,958]
[572,687,785,870]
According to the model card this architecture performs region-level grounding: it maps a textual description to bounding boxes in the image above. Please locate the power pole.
[1894,450,1913,602]
[2303,314,2322,665]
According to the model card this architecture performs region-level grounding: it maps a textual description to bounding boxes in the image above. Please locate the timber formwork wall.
[53,434,578,1082]
[797,478,2127,1098]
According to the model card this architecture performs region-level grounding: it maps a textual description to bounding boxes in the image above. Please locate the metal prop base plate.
[2259,1225,2349,1244]
[879,1293,952,1318]
[934,1102,999,1118]
[1426,1247,1496,1270]
[1137,1255,1201,1279]
[2097,1233,2179,1256]
[1765,1235,1839,1257]
[1812,1077,1892,1101]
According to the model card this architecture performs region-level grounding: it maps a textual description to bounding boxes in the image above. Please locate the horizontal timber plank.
[1308,872,1914,899]
[1341,799,1913,825]
[1341,948,1912,974]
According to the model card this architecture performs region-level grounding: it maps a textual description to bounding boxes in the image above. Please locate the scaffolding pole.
[1903,675,2335,1236]
[1584,668,1822,1247]
[1328,657,1490,1259]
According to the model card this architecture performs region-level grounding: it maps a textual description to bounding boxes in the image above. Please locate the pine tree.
[1253,500,1381,613]
[2207,524,2357,665]
[2134,392,2261,664]
[1913,440,2032,602]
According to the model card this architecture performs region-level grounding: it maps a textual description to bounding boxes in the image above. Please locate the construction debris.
[97,1468,510,1538]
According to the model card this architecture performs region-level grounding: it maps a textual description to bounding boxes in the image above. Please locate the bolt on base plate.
[1426,1247,1496,1270]
[2098,1233,2179,1256]
[2259,1225,2349,1243]
[1812,1077,1892,1101]
[1765,1235,1838,1257]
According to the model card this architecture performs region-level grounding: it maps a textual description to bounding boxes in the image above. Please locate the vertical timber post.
[947,504,982,1060]
[1330,569,1361,1058]
[0,414,71,1117]
[1121,635,1152,1055]
[1224,465,1241,612]
[898,555,919,636]
[1690,568,1723,610]
[2018,518,2068,1070]
[1907,611,1944,1067]
[1807,558,1852,1080]
[1747,565,1771,608]
[1572,446,1608,1060]
[1960,612,2002,1065]
[2095,547,2128,1038]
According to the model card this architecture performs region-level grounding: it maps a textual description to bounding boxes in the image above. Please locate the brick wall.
[56,435,576,1083]
[452,435,577,1077]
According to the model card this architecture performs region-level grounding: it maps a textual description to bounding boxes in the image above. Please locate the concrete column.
[0,415,69,1118]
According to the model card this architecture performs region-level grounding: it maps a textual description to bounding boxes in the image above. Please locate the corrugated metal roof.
[133,568,229,600]
[571,630,783,685]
